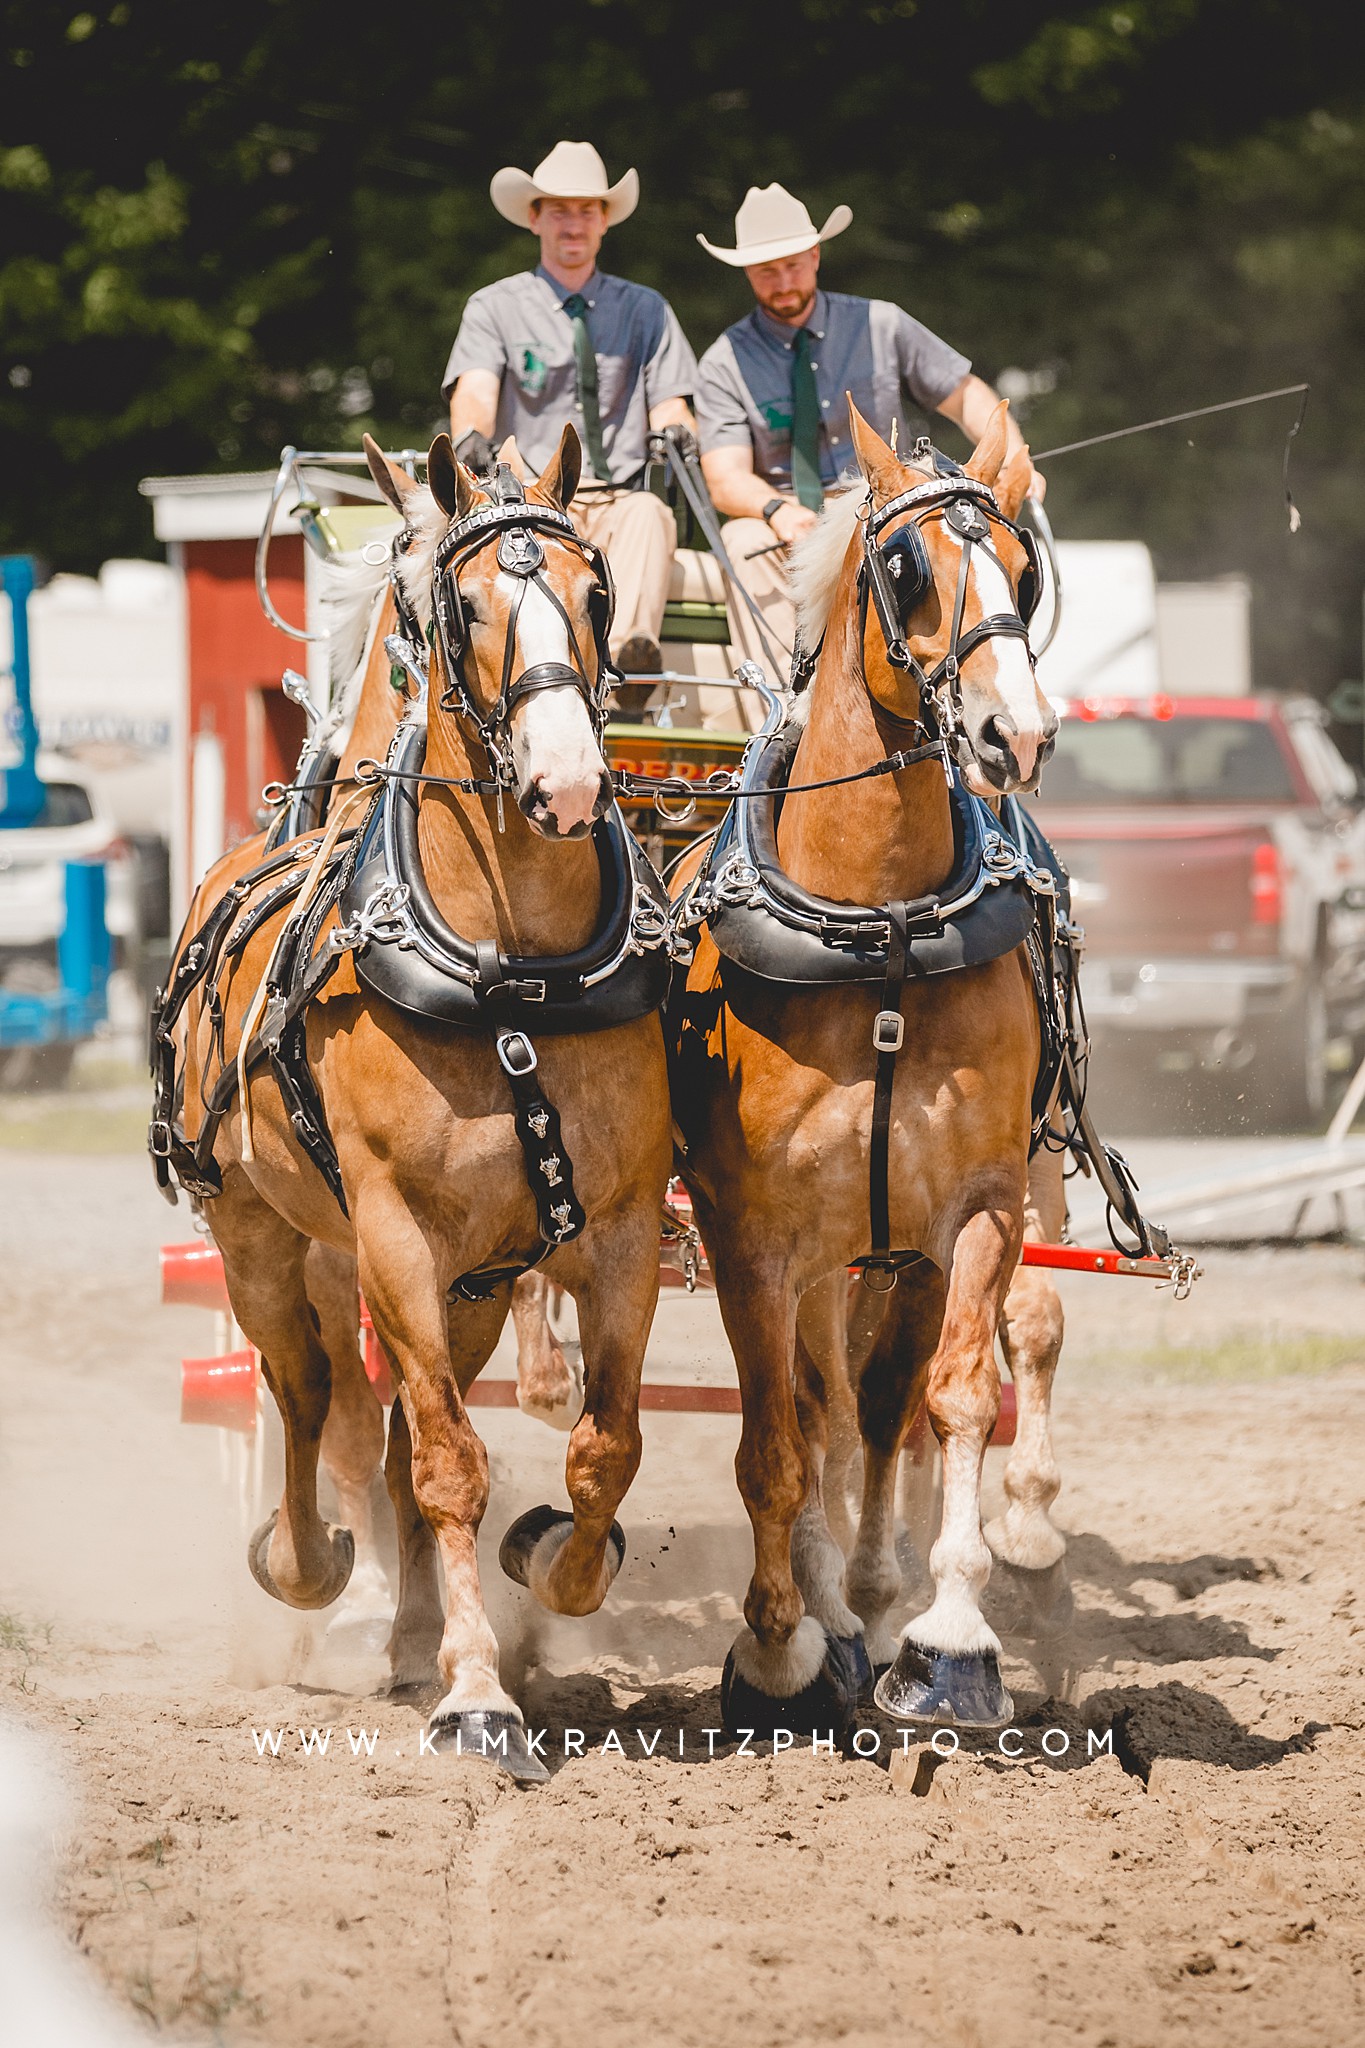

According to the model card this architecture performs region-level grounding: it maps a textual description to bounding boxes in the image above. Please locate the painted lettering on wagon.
[248,1725,1113,1762]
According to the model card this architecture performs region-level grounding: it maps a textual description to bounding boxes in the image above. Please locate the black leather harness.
[150,477,677,1300]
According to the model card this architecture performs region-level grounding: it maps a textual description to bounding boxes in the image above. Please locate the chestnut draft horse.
[165,428,673,1778]
[673,402,1063,1734]
[152,454,585,1640]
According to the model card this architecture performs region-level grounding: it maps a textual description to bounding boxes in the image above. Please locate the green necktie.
[790,326,824,511]
[563,292,608,482]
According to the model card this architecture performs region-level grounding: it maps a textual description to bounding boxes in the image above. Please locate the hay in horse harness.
[677,461,1177,1285]
[149,467,679,1297]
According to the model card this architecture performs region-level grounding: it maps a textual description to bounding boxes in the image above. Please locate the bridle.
[857,463,1042,774]
[424,466,618,794]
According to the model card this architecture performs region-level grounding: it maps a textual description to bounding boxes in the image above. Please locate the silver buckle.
[495,1031,538,1078]
[872,1010,904,1054]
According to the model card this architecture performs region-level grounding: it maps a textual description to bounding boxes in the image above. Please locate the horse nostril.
[593,771,613,818]
[980,713,1017,761]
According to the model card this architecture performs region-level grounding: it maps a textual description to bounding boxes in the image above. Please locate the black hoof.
[720,1626,859,1742]
[874,1638,1013,1728]
[427,1710,549,1784]
[246,1512,355,1610]
[826,1631,874,1701]
[498,1505,625,1589]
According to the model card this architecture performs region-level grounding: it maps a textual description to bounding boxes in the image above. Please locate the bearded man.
[693,183,1043,672]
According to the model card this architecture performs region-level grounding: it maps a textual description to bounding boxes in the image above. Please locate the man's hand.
[768,501,818,547]
[454,428,496,479]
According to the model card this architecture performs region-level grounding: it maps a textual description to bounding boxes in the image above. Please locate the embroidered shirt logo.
[520,348,548,396]
[760,400,793,433]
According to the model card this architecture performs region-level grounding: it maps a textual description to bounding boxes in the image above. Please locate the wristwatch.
[760,497,787,526]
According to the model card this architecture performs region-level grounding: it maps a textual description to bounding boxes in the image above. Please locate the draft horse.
[673,401,1063,1733]
[163,427,673,1777]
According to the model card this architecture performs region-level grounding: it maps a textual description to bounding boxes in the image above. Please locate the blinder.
[857,466,1044,770]
[423,490,618,791]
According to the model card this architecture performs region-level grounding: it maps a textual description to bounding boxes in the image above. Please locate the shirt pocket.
[513,342,573,413]
[595,353,633,421]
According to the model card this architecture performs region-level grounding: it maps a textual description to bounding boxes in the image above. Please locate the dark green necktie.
[790,326,824,511]
[563,292,608,482]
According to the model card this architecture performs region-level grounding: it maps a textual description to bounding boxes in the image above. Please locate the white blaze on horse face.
[498,570,606,838]
[948,533,1050,794]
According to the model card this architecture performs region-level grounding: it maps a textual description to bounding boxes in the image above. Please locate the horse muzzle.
[964,709,1057,796]
[517,766,614,840]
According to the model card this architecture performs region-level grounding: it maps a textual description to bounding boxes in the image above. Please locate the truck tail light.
[1250,839,1282,925]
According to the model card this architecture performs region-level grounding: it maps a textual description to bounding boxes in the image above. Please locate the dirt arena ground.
[3,1111,1365,2046]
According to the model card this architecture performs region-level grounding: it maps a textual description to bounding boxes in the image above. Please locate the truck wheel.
[1264,973,1329,1131]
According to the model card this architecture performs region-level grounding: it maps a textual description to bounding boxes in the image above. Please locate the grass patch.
[0,1103,149,1152]
[1065,1331,1365,1383]
[0,1611,52,1658]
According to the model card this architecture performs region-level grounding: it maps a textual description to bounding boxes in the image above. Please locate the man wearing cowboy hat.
[443,140,698,680]
[693,183,1043,672]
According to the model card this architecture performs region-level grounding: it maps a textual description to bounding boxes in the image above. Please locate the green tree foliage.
[1,0,1362,695]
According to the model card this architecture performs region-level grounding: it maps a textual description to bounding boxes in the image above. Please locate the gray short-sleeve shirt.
[694,289,970,493]
[442,266,698,484]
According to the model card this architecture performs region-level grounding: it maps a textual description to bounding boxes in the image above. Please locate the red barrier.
[181,1349,257,1433]
[160,1240,229,1311]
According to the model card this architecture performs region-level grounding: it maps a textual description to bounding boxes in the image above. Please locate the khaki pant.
[569,488,675,657]
[715,517,798,683]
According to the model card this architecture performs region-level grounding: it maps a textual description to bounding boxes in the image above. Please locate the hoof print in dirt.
[874,1637,1013,1728]
[720,1617,858,1741]
[246,1510,355,1610]
[498,1505,625,1589]
[427,1710,549,1784]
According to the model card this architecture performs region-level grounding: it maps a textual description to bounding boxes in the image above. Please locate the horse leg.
[984,1149,1074,1630]
[876,1204,1019,1729]
[710,1249,862,1739]
[363,1253,546,1779]
[212,1176,354,1609]
[305,1242,392,1631]
[381,1392,444,1693]
[510,1269,584,1432]
[794,1272,862,1553]
[498,1212,656,1617]
[845,1259,945,1673]
[788,1277,872,1696]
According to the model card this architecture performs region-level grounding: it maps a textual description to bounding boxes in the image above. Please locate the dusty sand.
[2,1151,1365,2046]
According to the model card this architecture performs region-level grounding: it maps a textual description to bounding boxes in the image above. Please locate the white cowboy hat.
[697,183,852,268]
[490,141,639,230]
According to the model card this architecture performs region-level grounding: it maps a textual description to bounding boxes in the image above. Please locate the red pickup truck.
[1029,695,1365,1125]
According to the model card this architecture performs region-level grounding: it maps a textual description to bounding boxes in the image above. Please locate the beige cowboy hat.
[490,141,639,230]
[697,182,852,267]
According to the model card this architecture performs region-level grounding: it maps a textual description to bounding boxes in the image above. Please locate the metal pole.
[0,554,43,826]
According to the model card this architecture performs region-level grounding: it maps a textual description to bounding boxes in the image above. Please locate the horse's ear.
[427,433,478,519]
[498,435,529,484]
[995,442,1032,522]
[847,397,904,504]
[363,434,423,516]
[964,401,1012,488]
[536,422,582,512]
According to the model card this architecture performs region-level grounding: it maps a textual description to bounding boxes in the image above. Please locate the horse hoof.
[246,1512,355,1610]
[427,1710,549,1784]
[720,1616,857,1741]
[827,1631,874,1700]
[498,1505,625,1591]
[874,1638,1013,1728]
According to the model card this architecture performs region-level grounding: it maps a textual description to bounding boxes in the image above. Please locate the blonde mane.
[310,485,448,742]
